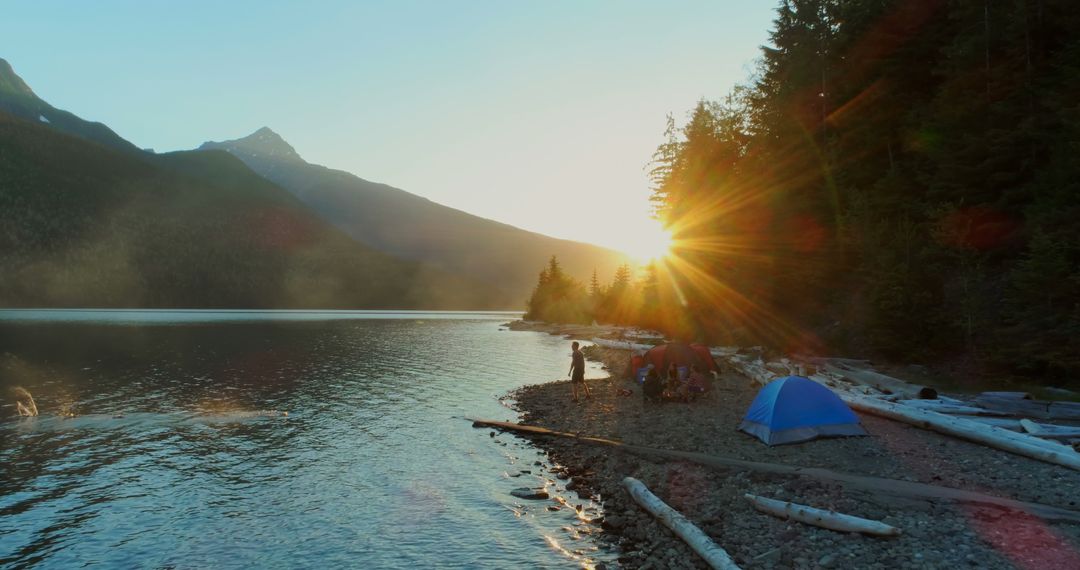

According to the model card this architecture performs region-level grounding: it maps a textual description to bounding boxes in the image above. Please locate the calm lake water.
[0,311,613,569]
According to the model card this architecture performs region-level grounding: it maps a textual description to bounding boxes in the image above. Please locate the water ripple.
[1,315,613,568]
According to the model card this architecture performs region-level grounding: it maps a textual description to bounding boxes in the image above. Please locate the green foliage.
[645,0,1080,380]
[524,256,589,324]
[524,259,655,326]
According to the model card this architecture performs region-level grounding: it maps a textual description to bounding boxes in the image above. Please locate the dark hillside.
[202,129,631,307]
[0,57,139,154]
[0,111,493,309]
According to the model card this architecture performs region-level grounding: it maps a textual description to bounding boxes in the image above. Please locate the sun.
[624,219,673,263]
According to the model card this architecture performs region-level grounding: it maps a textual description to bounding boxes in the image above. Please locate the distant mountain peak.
[200,126,303,162]
[0,57,37,98]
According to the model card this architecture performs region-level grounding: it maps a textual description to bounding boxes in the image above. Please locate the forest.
[526,0,1080,383]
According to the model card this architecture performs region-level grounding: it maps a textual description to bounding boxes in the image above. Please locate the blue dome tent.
[739,376,868,445]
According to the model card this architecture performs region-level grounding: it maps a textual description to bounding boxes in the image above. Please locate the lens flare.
[625,219,673,263]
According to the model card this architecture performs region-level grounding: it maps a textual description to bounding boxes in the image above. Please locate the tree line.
[524,256,672,330]
[529,0,1080,383]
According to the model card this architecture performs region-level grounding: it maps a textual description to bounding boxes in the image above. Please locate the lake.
[0,310,613,568]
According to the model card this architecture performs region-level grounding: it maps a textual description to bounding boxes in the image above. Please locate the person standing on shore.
[568,341,591,402]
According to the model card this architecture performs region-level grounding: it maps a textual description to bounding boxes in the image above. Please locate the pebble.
[507,341,1080,570]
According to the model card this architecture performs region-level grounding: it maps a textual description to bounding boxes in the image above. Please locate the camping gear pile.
[627,342,720,383]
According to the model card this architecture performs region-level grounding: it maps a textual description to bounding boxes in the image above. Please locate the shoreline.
[503,337,1080,569]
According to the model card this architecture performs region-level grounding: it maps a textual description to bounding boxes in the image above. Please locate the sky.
[2,0,777,259]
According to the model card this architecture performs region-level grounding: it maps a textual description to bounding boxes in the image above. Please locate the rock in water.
[510,488,550,500]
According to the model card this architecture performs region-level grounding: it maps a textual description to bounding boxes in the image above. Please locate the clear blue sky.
[2,0,777,259]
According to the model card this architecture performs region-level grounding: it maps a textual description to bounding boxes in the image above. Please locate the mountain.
[0,110,499,309]
[0,56,628,309]
[0,57,139,153]
[201,129,631,306]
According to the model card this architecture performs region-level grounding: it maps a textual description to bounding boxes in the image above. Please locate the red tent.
[689,344,721,372]
[627,342,719,379]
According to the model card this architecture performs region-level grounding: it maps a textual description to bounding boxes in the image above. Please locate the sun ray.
[624,219,673,263]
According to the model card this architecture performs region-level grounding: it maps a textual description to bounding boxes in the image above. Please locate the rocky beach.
[501,335,1080,569]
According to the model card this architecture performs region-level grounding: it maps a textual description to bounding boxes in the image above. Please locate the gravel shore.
[507,344,1080,570]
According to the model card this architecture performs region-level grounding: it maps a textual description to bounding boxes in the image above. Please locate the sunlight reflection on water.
[0,312,613,568]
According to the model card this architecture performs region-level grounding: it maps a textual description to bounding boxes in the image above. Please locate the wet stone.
[510,488,549,500]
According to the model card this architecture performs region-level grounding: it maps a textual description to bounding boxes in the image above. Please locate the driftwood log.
[975,393,1080,421]
[829,390,1080,471]
[895,399,1010,417]
[717,352,1080,471]
[822,361,937,400]
[1021,419,1080,441]
[744,494,901,537]
[468,418,1080,523]
[960,417,1025,431]
[590,337,654,352]
[623,477,741,570]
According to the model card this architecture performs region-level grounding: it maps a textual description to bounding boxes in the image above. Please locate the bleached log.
[1049,402,1080,421]
[765,361,792,376]
[470,418,1080,522]
[623,328,665,339]
[1021,419,1080,440]
[976,394,1080,421]
[721,353,1080,469]
[896,399,1011,416]
[961,417,1024,431]
[834,391,1080,471]
[744,494,901,537]
[589,338,653,352]
[623,477,741,570]
[981,391,1031,399]
[829,357,873,367]
[975,395,1053,418]
[823,362,937,400]
[727,355,776,387]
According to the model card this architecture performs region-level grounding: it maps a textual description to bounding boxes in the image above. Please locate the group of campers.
[566,340,716,404]
[641,363,709,403]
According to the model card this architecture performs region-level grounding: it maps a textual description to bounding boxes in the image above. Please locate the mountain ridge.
[0,55,628,308]
[0,109,499,308]
[0,57,139,153]
[201,129,631,306]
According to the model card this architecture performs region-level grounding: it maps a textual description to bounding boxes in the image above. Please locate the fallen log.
[744,494,901,537]
[823,362,937,400]
[975,394,1054,419]
[590,337,654,352]
[896,399,1011,417]
[623,477,741,570]
[832,392,1080,471]
[765,361,793,376]
[718,355,1080,471]
[975,394,1080,421]
[961,417,1025,431]
[981,391,1031,399]
[1049,402,1080,421]
[1021,419,1080,440]
[727,355,776,386]
[710,346,739,357]
[809,357,873,367]
[623,328,665,339]
[468,418,1080,523]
